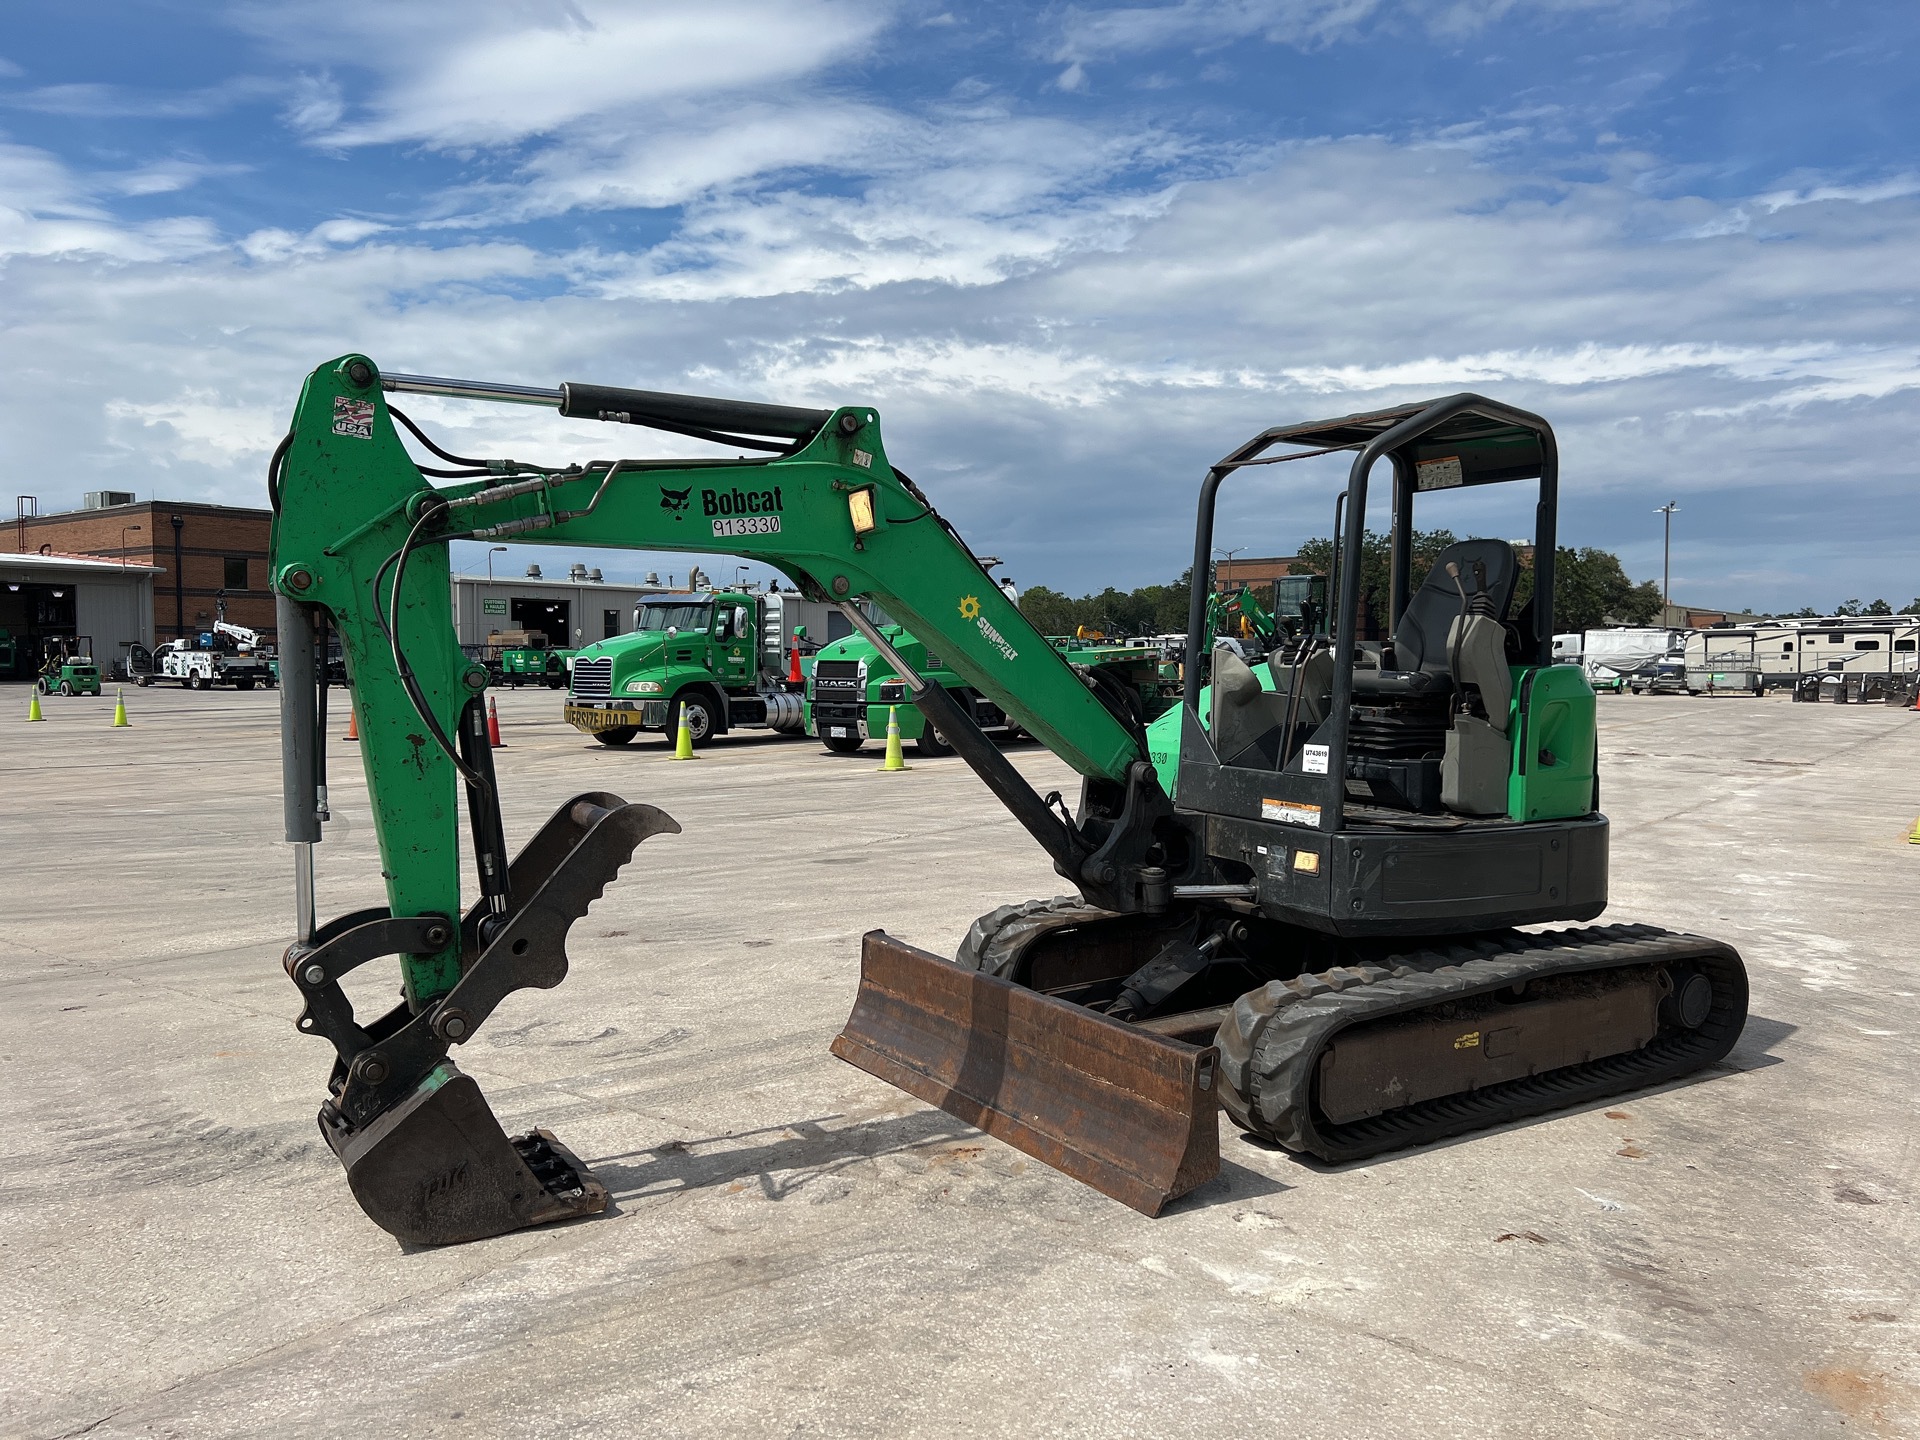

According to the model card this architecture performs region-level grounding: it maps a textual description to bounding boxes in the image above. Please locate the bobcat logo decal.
[659,485,692,517]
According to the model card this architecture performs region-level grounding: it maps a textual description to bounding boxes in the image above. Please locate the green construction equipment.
[37,637,102,697]
[270,356,1748,1245]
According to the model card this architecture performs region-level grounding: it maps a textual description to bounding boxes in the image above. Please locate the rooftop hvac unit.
[587,568,603,582]
[84,491,136,510]
[525,564,541,578]
[568,563,588,581]
[645,572,660,586]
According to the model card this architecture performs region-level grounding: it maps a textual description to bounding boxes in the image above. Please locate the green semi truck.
[806,628,1175,756]
[805,623,1016,756]
[564,587,847,747]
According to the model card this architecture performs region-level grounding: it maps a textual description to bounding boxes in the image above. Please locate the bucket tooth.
[327,1063,607,1247]
[832,931,1219,1217]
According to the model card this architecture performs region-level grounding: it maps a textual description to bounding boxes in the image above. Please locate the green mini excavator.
[271,356,1747,1244]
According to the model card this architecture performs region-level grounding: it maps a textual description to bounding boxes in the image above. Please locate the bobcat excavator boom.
[272,355,1747,1245]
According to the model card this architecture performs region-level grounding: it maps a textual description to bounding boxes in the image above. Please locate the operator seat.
[1352,538,1521,697]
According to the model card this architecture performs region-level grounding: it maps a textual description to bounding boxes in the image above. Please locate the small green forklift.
[37,637,102,697]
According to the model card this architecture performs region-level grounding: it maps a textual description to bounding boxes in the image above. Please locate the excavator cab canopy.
[1172,394,1597,937]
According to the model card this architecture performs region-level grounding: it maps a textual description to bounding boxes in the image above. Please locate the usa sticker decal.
[332,396,376,439]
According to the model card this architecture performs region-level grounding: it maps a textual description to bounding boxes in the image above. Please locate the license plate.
[829,726,847,738]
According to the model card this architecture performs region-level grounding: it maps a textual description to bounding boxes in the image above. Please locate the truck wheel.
[235,678,255,692]
[136,676,151,688]
[59,680,73,696]
[594,727,638,747]
[822,732,864,754]
[915,726,954,758]
[668,694,716,746]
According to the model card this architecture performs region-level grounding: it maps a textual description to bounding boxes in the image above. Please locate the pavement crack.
[47,1408,124,1440]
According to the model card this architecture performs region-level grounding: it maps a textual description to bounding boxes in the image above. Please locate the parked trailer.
[1687,619,1919,694]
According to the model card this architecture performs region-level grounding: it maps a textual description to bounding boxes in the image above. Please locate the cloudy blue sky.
[2,0,1915,611]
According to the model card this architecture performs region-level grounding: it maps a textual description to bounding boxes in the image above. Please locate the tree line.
[1781,598,1920,618]
[1018,531,1672,637]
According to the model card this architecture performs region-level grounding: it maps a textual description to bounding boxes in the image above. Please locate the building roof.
[451,572,667,593]
[30,498,271,520]
[0,549,164,576]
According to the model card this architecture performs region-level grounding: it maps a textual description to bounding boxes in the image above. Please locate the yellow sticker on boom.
[958,594,981,620]
[1453,1030,1481,1050]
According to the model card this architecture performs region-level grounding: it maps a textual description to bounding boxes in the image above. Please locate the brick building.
[6,498,275,644]
[1213,554,1303,593]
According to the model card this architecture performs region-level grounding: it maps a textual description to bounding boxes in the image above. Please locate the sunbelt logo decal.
[960,594,1017,662]
[706,484,784,538]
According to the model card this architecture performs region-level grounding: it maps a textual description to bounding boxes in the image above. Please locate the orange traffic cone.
[487,694,505,748]
[344,708,359,742]
[788,645,803,684]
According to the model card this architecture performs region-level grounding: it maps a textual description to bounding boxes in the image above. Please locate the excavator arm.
[271,355,1200,1243]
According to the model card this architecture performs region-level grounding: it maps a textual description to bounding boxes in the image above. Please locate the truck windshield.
[636,602,712,633]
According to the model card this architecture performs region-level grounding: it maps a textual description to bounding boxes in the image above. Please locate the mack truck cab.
[565,587,843,747]
[805,623,1020,756]
[806,628,1177,758]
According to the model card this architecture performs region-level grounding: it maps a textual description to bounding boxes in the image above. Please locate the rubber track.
[1213,923,1749,1162]
[956,896,1115,976]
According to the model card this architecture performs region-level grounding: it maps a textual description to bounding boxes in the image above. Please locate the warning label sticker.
[1261,798,1322,827]
[1415,454,1464,490]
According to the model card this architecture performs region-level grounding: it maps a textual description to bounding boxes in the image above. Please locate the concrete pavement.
[1,683,1915,1438]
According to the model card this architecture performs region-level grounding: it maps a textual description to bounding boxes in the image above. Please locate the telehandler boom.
[271,356,1747,1244]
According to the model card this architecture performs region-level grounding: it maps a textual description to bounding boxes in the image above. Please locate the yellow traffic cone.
[668,707,699,760]
[877,705,911,772]
[111,687,131,728]
[27,689,43,722]
[1908,815,1920,846]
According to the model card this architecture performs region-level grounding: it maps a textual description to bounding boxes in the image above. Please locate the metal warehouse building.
[0,550,161,679]
[451,567,670,649]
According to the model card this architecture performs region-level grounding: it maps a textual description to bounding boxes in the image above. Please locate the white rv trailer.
[1685,618,1919,691]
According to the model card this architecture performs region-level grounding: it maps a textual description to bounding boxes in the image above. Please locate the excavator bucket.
[831,932,1220,1216]
[297,794,676,1247]
[331,1063,608,1247]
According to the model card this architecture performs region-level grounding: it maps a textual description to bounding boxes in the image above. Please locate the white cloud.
[247,0,891,149]
[1,77,276,119]
[0,141,225,261]
[105,392,285,462]
[1050,0,1673,68]
[281,72,344,135]
[1754,174,1920,213]
[2,12,1917,610]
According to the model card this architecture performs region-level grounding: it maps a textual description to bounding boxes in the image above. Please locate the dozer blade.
[831,932,1219,1216]
[330,1062,607,1247]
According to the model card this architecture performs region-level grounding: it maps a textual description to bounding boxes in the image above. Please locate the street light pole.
[119,523,142,566]
[1212,546,1247,591]
[1654,502,1679,622]
[487,545,507,583]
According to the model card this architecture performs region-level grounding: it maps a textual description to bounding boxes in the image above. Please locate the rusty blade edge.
[832,931,1222,1216]
[831,1030,1196,1217]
